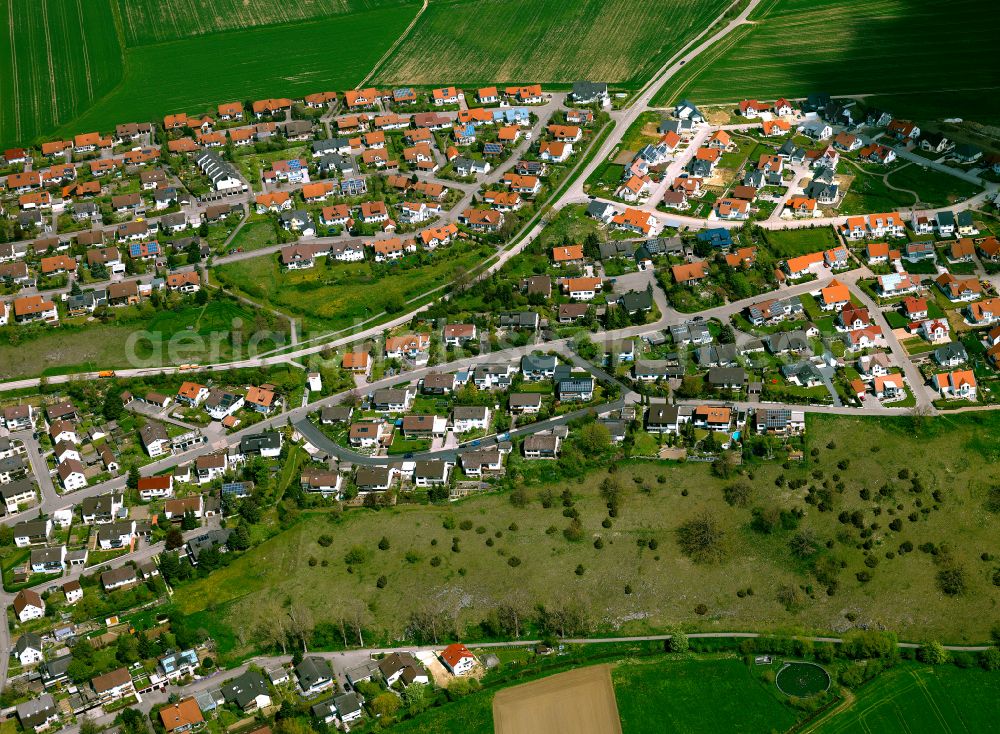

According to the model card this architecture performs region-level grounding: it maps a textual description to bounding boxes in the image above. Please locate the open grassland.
[885,164,983,208]
[0,300,277,379]
[615,657,797,734]
[115,0,417,46]
[375,0,729,88]
[813,664,1000,734]
[211,242,490,333]
[0,0,123,147]
[175,411,1000,659]
[653,0,1000,123]
[53,5,416,139]
[762,226,837,258]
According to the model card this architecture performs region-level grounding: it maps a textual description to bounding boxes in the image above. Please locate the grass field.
[813,664,1000,733]
[374,0,729,88]
[885,164,983,208]
[115,0,415,46]
[0,300,276,379]
[175,411,1000,657]
[0,0,123,147]
[615,657,798,734]
[762,227,837,257]
[652,0,1000,124]
[212,242,490,333]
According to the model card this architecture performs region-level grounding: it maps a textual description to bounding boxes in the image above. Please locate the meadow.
[813,664,1000,733]
[652,0,1000,123]
[0,299,279,379]
[0,0,123,147]
[374,0,730,88]
[115,0,416,46]
[211,242,491,333]
[761,227,838,258]
[174,411,1000,660]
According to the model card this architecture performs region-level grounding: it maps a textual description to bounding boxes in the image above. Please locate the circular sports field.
[775,662,831,697]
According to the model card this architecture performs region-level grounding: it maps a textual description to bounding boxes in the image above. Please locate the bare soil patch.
[493,664,622,734]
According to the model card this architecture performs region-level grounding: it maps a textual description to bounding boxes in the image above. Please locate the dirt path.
[356,0,428,89]
[796,688,856,734]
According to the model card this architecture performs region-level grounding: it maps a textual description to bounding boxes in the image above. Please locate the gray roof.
[222,669,270,709]
[240,431,282,454]
[708,367,747,386]
[14,632,41,654]
[296,656,334,690]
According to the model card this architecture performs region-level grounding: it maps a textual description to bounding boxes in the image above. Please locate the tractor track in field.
[40,0,60,122]
[75,0,94,99]
[7,0,21,140]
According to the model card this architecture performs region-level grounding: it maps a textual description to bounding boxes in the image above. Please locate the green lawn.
[212,242,491,333]
[174,411,1000,660]
[224,219,281,255]
[615,657,799,734]
[762,227,838,258]
[652,0,1000,124]
[839,168,916,215]
[885,164,983,208]
[814,664,1000,734]
[374,0,729,89]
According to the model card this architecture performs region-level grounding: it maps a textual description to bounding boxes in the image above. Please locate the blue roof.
[696,228,732,246]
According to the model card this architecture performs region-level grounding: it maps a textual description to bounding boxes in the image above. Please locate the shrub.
[378,536,390,551]
[376,575,387,589]
[317,534,333,547]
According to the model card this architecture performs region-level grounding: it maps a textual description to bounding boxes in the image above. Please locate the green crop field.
[615,657,798,734]
[813,664,1000,733]
[374,0,730,88]
[653,0,1000,123]
[52,5,418,141]
[0,0,123,147]
[0,1,419,147]
[174,411,1000,660]
[115,0,414,46]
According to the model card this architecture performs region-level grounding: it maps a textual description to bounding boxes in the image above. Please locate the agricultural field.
[653,0,1000,124]
[174,411,1000,662]
[494,665,622,734]
[54,5,417,140]
[0,0,124,147]
[614,657,798,734]
[115,0,417,46]
[211,241,491,333]
[813,664,1000,733]
[374,0,730,88]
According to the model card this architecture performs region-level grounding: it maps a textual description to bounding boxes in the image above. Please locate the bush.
[376,575,387,589]
[979,648,1000,671]
[507,556,521,567]
[378,536,390,551]
[317,534,333,547]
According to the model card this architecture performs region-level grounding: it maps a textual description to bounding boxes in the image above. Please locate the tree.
[668,630,689,653]
[165,527,185,550]
[599,476,624,514]
[918,641,949,665]
[578,422,611,454]
[228,522,251,551]
[717,323,735,344]
[722,479,753,507]
[676,512,726,563]
[102,391,124,421]
[126,465,140,490]
[378,535,390,551]
[181,510,198,530]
